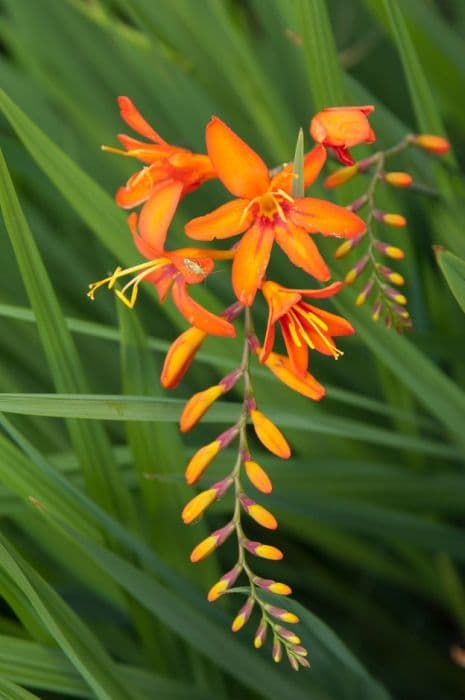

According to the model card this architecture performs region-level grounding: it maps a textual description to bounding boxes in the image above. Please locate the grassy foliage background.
[0,0,464,698]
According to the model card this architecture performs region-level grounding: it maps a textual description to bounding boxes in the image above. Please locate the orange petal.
[298,281,343,299]
[206,116,270,198]
[115,169,155,209]
[171,279,236,337]
[138,180,183,252]
[274,222,330,281]
[261,350,325,401]
[290,198,366,238]
[250,409,291,459]
[280,318,309,378]
[232,224,274,306]
[310,106,374,147]
[303,144,327,189]
[305,304,355,337]
[185,198,250,240]
[118,96,167,144]
[261,281,301,323]
[128,212,158,259]
[160,327,207,389]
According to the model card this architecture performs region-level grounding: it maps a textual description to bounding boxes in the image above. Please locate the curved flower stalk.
[324,132,450,331]
[89,97,446,667]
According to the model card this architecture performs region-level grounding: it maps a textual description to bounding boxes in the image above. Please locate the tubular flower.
[259,280,354,377]
[87,180,235,337]
[102,96,215,210]
[310,106,375,165]
[185,117,366,305]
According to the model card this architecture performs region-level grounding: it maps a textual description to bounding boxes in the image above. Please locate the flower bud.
[180,385,224,432]
[253,577,292,595]
[380,212,407,228]
[372,298,382,321]
[374,241,405,259]
[161,327,207,389]
[254,618,268,648]
[244,459,273,494]
[239,494,277,530]
[231,597,254,632]
[185,441,220,485]
[324,163,359,189]
[266,605,300,624]
[182,477,232,524]
[344,253,370,285]
[276,626,301,645]
[376,265,404,285]
[411,134,450,155]
[272,638,283,663]
[287,652,299,671]
[355,277,374,307]
[243,539,283,560]
[208,564,241,601]
[250,409,291,459]
[335,233,364,259]
[383,171,413,188]
[190,522,234,562]
[384,287,407,305]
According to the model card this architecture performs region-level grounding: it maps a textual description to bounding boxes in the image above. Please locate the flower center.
[289,305,343,360]
[241,189,294,225]
[87,257,171,308]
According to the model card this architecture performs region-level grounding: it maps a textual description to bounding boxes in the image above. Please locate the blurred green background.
[0,1,464,698]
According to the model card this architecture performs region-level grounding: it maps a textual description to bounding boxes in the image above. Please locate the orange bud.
[161,327,207,389]
[384,171,413,188]
[248,504,278,530]
[185,441,220,485]
[335,239,354,259]
[255,544,283,560]
[412,134,450,155]
[190,535,217,562]
[385,246,405,260]
[180,385,224,432]
[244,460,273,494]
[268,582,292,595]
[250,409,291,459]
[281,612,300,624]
[324,164,359,188]
[182,489,216,524]
[388,272,405,285]
[383,213,407,228]
[207,579,229,602]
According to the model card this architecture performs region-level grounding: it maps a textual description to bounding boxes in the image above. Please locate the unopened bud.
[240,494,277,529]
[355,277,375,307]
[344,253,370,285]
[383,171,413,188]
[253,577,292,595]
[180,385,225,432]
[374,241,405,259]
[335,233,364,259]
[266,605,300,624]
[272,638,282,663]
[250,409,291,459]
[254,618,268,648]
[411,134,450,155]
[207,564,241,601]
[243,539,283,560]
[244,459,273,494]
[382,213,407,228]
[377,265,405,285]
[231,597,254,632]
[190,522,234,562]
[324,163,359,188]
[276,626,301,645]
[372,298,382,321]
[287,652,300,671]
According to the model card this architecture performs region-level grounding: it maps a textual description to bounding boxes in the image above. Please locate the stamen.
[87,258,170,305]
[293,306,342,359]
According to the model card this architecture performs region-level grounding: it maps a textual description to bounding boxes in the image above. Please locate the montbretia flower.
[102,96,215,210]
[260,280,354,376]
[87,181,235,337]
[185,117,366,305]
[260,350,325,400]
[310,105,375,165]
[161,326,207,389]
[250,409,291,459]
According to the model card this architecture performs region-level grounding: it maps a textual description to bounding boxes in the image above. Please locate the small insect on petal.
[250,409,291,459]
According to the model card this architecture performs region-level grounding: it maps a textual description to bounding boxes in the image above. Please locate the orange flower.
[185,117,366,305]
[310,106,375,165]
[260,280,354,377]
[88,181,235,337]
[161,326,206,389]
[102,96,215,210]
[260,350,325,401]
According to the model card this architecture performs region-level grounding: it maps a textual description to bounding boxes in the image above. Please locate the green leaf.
[292,128,304,197]
[435,247,465,314]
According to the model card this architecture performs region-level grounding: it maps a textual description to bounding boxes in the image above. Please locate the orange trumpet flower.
[102,96,216,209]
[88,180,235,337]
[185,117,366,306]
[260,280,354,376]
[310,106,375,165]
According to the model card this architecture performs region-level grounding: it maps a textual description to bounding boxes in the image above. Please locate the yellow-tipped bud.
[335,240,354,259]
[250,409,291,459]
[255,544,283,560]
[161,327,207,389]
[190,535,217,563]
[244,460,273,494]
[281,612,300,624]
[355,292,367,306]
[384,171,412,188]
[388,272,405,285]
[207,580,229,602]
[385,246,405,260]
[393,293,407,305]
[180,385,224,432]
[383,213,407,228]
[412,134,450,155]
[185,441,220,485]
[248,504,278,530]
[268,582,292,595]
[231,614,246,632]
[182,489,216,524]
[324,164,359,189]
[344,269,358,285]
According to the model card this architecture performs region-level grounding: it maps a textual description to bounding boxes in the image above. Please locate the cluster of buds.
[323,124,450,331]
[88,97,448,666]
